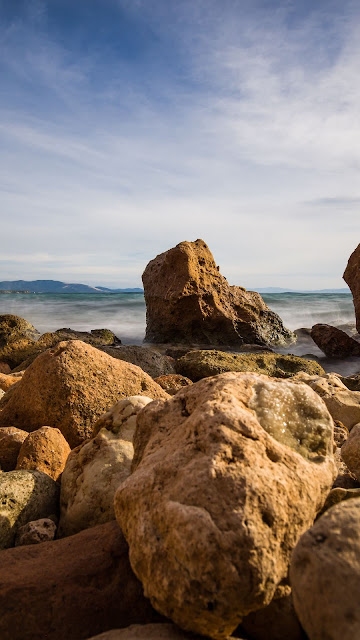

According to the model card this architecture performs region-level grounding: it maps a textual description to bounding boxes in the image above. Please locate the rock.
[102,346,175,379]
[16,426,71,481]
[0,370,24,391]
[0,388,4,401]
[0,469,59,549]
[175,349,325,382]
[332,448,359,489]
[290,498,360,640]
[154,374,193,396]
[239,586,306,640]
[0,341,168,448]
[142,239,295,347]
[0,427,28,471]
[115,372,336,639]
[340,372,360,391]
[311,323,360,358]
[0,521,164,640]
[341,424,360,480]
[84,623,220,640]
[0,361,11,374]
[15,517,57,546]
[58,396,153,537]
[344,243,360,332]
[0,381,18,409]
[298,372,360,430]
[0,314,40,368]
[334,421,349,447]
[319,486,360,515]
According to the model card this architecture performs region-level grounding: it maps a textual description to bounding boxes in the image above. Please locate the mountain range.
[0,280,143,293]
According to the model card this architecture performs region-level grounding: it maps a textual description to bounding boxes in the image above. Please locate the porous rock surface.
[290,498,360,640]
[341,423,360,480]
[85,623,221,640]
[0,371,23,391]
[311,323,360,358]
[142,239,295,346]
[15,517,57,546]
[0,521,164,640]
[0,341,168,448]
[175,349,325,382]
[16,426,71,481]
[297,372,360,430]
[0,469,59,549]
[0,426,28,471]
[0,314,40,368]
[58,396,153,537]
[101,346,175,379]
[154,374,193,396]
[344,243,360,332]
[115,372,336,639]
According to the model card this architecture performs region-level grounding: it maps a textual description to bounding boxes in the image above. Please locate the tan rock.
[297,372,360,430]
[142,239,295,346]
[16,426,71,481]
[85,623,223,640]
[115,372,335,639]
[0,372,19,391]
[0,427,28,471]
[341,423,360,480]
[290,498,360,640]
[0,521,163,640]
[0,340,168,448]
[58,396,153,537]
[344,243,360,332]
[0,361,11,374]
[15,517,57,546]
[0,315,40,368]
[319,486,360,515]
[153,374,193,396]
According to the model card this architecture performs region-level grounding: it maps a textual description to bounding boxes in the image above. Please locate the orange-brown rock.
[142,240,295,346]
[344,243,360,332]
[0,315,40,368]
[0,341,168,448]
[0,362,11,374]
[310,323,360,358]
[0,521,164,640]
[154,374,193,396]
[0,427,28,471]
[0,371,24,391]
[16,426,71,481]
[85,623,223,640]
[115,372,336,639]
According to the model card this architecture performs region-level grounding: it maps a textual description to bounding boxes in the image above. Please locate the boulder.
[0,314,40,368]
[142,239,295,346]
[101,346,175,379]
[58,396,153,537]
[85,624,220,640]
[15,517,57,546]
[16,426,71,481]
[297,372,360,430]
[0,469,59,549]
[0,426,28,471]
[290,498,360,640]
[154,375,193,396]
[343,243,360,332]
[175,349,325,382]
[0,341,168,448]
[341,424,360,480]
[0,371,23,391]
[310,323,360,358]
[115,372,336,638]
[0,521,164,640]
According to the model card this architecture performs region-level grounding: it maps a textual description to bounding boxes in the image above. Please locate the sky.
[0,0,359,289]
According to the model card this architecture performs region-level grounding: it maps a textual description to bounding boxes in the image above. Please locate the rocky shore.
[0,240,360,640]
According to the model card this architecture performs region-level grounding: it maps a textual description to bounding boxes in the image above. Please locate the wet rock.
[0,340,168,448]
[341,424,360,480]
[142,239,295,347]
[115,372,335,639]
[85,624,220,640]
[16,426,71,481]
[0,469,59,549]
[297,372,360,430]
[175,349,325,382]
[310,323,360,358]
[15,517,56,546]
[0,521,164,640]
[0,427,28,471]
[290,498,360,640]
[58,396,153,537]
[102,345,175,379]
[344,243,360,333]
[154,374,193,396]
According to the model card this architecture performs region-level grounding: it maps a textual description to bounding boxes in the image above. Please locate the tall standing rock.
[343,243,360,332]
[142,240,295,346]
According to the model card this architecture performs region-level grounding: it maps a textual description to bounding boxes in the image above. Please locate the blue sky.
[0,0,359,288]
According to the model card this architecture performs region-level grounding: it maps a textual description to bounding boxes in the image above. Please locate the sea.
[0,291,358,375]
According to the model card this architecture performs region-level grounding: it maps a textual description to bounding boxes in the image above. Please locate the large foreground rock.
[344,243,360,332]
[0,521,163,640]
[115,372,335,639]
[142,240,294,346]
[290,498,360,640]
[175,349,325,381]
[311,323,360,358]
[0,341,168,448]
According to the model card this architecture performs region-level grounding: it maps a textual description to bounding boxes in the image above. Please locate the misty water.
[0,291,358,375]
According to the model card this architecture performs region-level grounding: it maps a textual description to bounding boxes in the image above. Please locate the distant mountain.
[0,280,144,294]
[254,287,351,294]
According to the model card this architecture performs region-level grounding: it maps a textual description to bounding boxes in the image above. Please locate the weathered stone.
[154,374,193,396]
[319,486,360,515]
[0,427,28,471]
[102,346,176,379]
[239,586,306,640]
[344,243,360,333]
[290,498,360,640]
[15,517,56,546]
[0,371,23,391]
[0,469,59,549]
[142,239,295,347]
[0,521,164,640]
[0,361,11,374]
[0,341,168,448]
[175,349,325,382]
[115,372,335,639]
[0,315,40,368]
[341,424,360,480]
[16,426,71,481]
[341,372,360,391]
[333,448,359,489]
[310,323,360,358]
[334,421,349,447]
[298,372,360,430]
[85,624,220,640]
[59,396,153,537]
